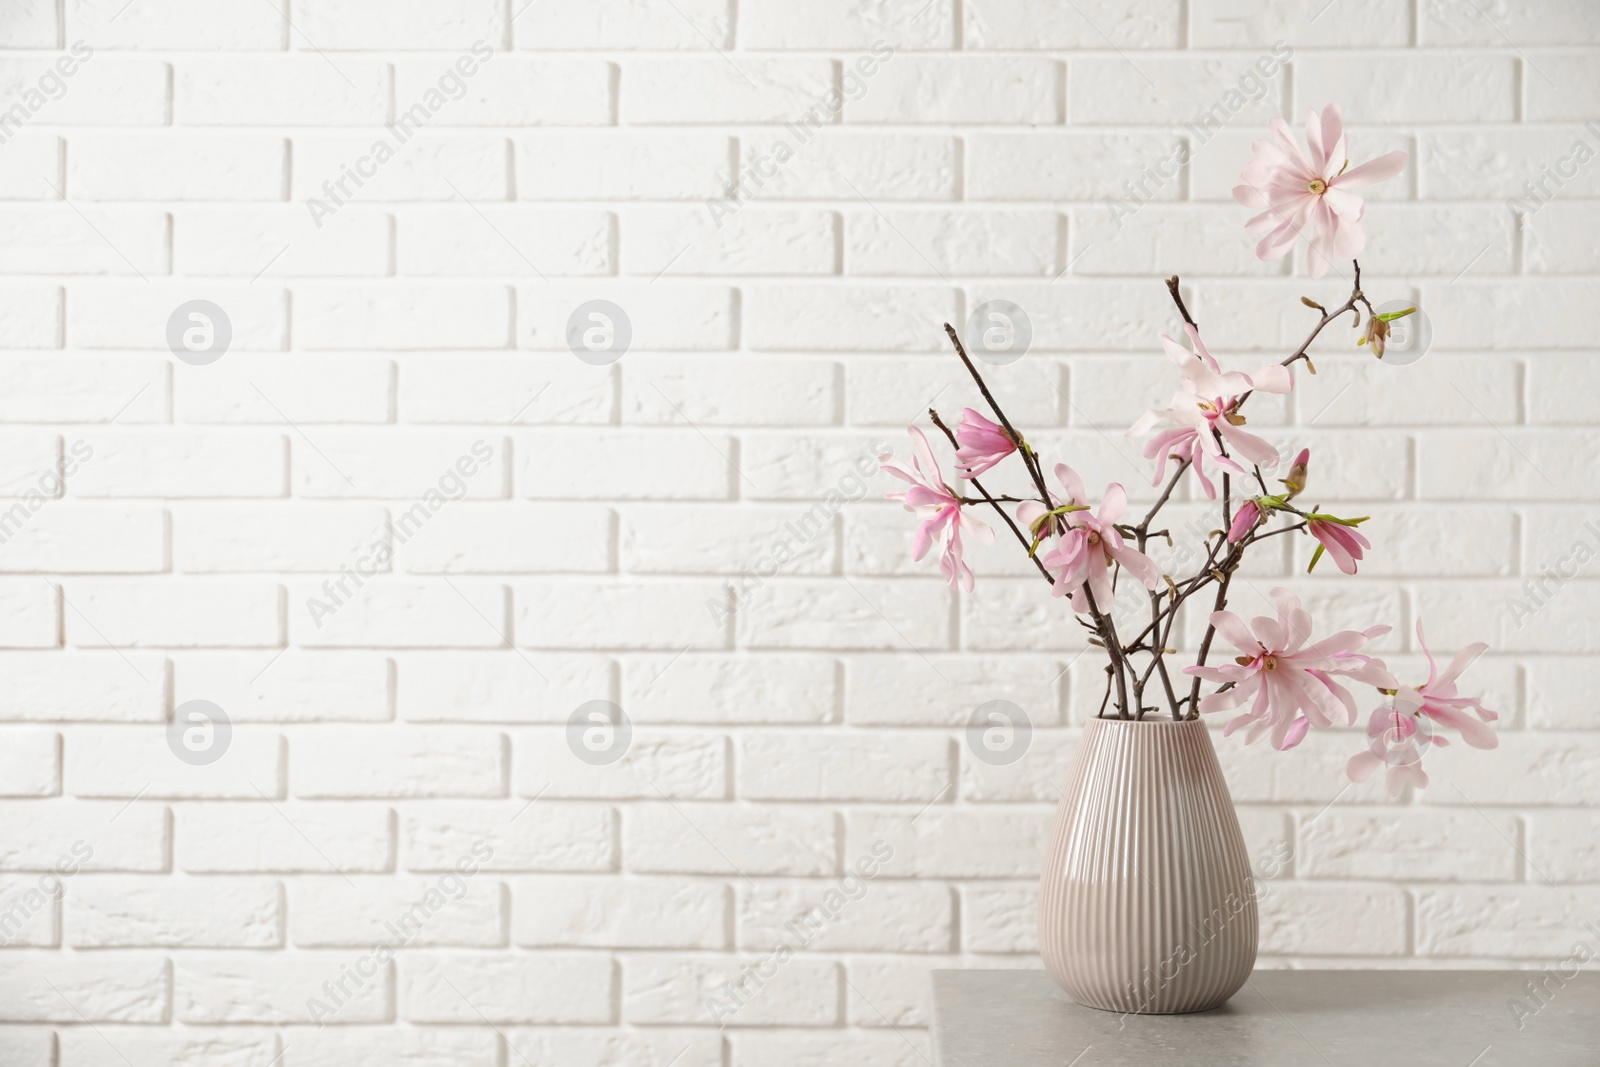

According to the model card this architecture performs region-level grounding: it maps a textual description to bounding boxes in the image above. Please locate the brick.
[623,59,834,124]
[961,883,1037,952]
[397,208,612,276]
[968,280,1173,350]
[847,209,1059,276]
[738,880,952,952]
[1422,1,1600,44]
[1068,56,1282,125]
[0,0,55,47]
[174,650,391,723]
[0,432,64,496]
[1288,504,1516,578]
[1425,280,1600,351]
[515,876,726,949]
[0,578,58,647]
[292,134,511,203]
[519,283,737,352]
[174,504,387,573]
[1297,55,1516,123]
[737,578,950,651]
[295,282,512,349]
[969,132,1186,201]
[395,59,611,126]
[739,730,950,801]
[396,650,610,723]
[745,285,959,352]
[0,955,167,1022]
[176,802,393,873]
[291,728,506,798]
[741,0,953,49]
[733,1030,930,1067]
[1299,808,1519,882]
[65,726,283,798]
[519,132,734,199]
[517,431,732,501]
[62,579,281,647]
[67,876,281,947]
[738,433,897,501]
[175,955,390,1023]
[740,131,957,200]
[960,729,1079,803]
[849,810,1049,877]
[0,800,168,871]
[1525,55,1600,121]
[271,1030,495,1067]
[1191,0,1403,46]
[624,357,835,427]
[517,0,731,49]
[845,653,1065,727]
[295,0,505,49]
[0,730,58,795]
[70,0,283,48]
[401,801,616,872]
[0,876,57,945]
[1420,429,1599,501]
[291,875,505,947]
[845,958,932,1027]
[58,1029,282,1067]
[620,504,833,575]
[402,954,613,1024]
[1258,883,1407,955]
[621,652,837,723]
[69,282,287,350]
[1418,733,1600,805]
[0,359,167,424]
[0,133,59,200]
[290,432,506,500]
[0,283,62,347]
[1415,888,1600,957]
[965,0,1180,48]
[398,354,612,425]
[68,134,286,200]
[177,58,389,125]
[624,208,837,276]
[1287,354,1515,427]
[398,502,611,574]
[962,578,1089,653]
[623,953,838,1026]
[517,579,728,650]
[1072,203,1282,277]
[850,57,1059,123]
[624,803,838,876]
[174,208,392,278]
[0,56,168,125]
[1360,203,1515,276]
[1424,128,1600,201]
[1527,810,1600,883]
[1525,201,1600,274]
[0,505,165,574]
[0,207,169,276]
[1527,658,1600,730]
[500,1030,721,1067]
[513,729,725,799]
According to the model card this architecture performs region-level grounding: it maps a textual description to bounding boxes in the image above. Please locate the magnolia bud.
[1281,448,1309,498]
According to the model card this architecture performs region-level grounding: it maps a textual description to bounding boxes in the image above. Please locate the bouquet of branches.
[883,106,1499,795]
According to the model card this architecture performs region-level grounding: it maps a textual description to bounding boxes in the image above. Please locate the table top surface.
[932,969,1600,1067]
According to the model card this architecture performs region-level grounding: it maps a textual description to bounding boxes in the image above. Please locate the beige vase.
[1038,716,1257,1014]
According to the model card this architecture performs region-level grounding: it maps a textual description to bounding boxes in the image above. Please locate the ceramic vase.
[1038,716,1257,1014]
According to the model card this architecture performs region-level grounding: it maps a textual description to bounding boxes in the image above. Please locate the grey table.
[932,969,1600,1066]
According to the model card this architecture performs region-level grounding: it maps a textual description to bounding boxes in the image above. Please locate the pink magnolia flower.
[1017,463,1161,614]
[1129,325,1293,499]
[1281,448,1309,497]
[952,408,1017,478]
[1346,705,1432,795]
[1228,498,1264,543]
[881,428,994,592]
[1306,514,1371,575]
[1346,622,1499,794]
[1186,587,1396,750]
[1233,104,1408,278]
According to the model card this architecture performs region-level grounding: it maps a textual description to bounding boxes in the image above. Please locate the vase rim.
[1087,715,1204,727]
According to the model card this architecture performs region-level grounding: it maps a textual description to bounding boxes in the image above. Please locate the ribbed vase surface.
[1038,717,1257,1014]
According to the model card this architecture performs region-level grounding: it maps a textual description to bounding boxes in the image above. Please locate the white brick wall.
[0,0,1595,1062]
